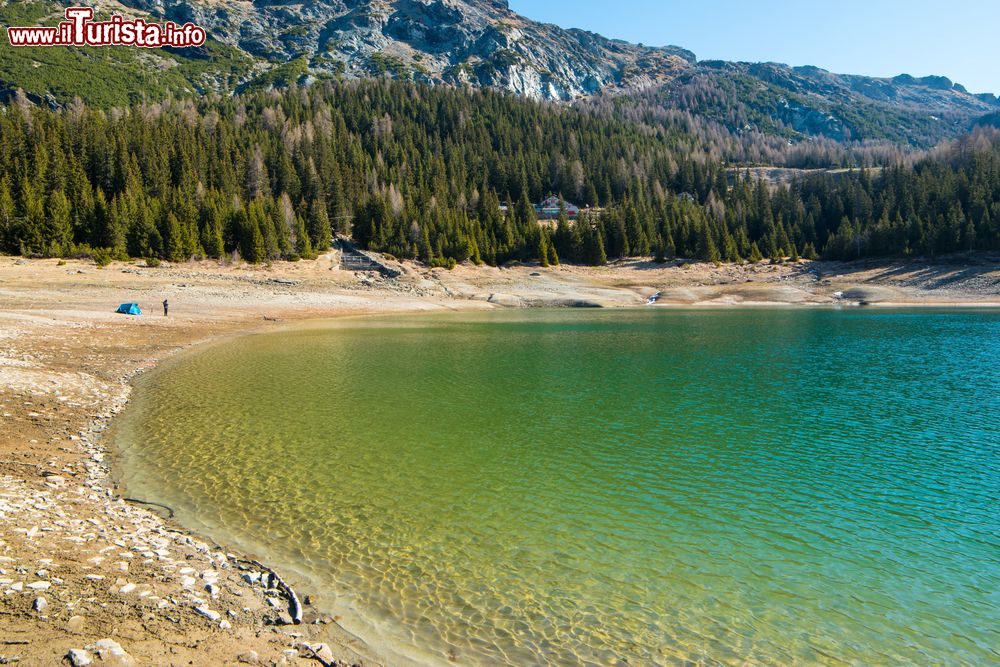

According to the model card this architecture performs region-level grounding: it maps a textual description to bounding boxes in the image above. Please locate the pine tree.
[17,177,46,256]
[697,221,720,263]
[654,235,666,264]
[164,213,186,263]
[515,190,536,231]
[553,212,572,261]
[722,232,739,262]
[538,232,550,267]
[45,190,73,257]
[663,231,676,259]
[548,232,560,266]
[593,227,607,265]
[0,177,16,254]
[295,215,313,258]
[468,238,483,265]
[419,226,434,263]
[200,199,226,259]
[308,198,333,251]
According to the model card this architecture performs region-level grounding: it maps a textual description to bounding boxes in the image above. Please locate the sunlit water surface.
[114,309,1000,665]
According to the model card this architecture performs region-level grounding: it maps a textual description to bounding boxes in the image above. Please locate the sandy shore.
[1,252,998,666]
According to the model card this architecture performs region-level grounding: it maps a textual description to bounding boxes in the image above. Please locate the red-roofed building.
[534,195,581,220]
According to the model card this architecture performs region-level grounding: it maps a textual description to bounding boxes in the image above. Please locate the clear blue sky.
[508,0,999,95]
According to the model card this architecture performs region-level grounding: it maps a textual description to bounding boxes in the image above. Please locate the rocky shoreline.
[2,358,369,666]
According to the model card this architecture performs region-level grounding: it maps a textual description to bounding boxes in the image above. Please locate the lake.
[113,309,1000,665]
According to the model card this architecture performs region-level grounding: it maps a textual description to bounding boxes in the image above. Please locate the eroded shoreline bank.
[1,253,998,666]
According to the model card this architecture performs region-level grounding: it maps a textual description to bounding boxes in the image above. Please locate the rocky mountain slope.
[2,0,998,146]
[117,0,696,99]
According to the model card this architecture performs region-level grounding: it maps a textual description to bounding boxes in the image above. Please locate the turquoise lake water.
[114,309,1000,665]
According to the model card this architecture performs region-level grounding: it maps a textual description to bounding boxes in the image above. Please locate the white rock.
[67,648,93,666]
[33,596,48,612]
[119,583,136,594]
[298,643,335,664]
[219,619,232,630]
[194,606,221,622]
[88,638,136,666]
[236,651,259,665]
[27,581,50,590]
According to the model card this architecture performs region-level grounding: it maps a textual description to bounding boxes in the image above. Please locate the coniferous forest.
[1,79,999,267]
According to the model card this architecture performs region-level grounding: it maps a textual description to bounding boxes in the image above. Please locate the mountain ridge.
[1,0,998,147]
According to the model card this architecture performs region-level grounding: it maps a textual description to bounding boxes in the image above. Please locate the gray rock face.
[118,0,694,100]
[664,59,999,144]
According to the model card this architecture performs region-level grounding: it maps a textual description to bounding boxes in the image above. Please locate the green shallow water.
[114,309,1000,665]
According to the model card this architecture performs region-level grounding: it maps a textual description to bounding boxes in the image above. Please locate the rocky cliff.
[117,0,695,100]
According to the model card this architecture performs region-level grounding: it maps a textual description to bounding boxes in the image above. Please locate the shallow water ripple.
[115,310,1000,666]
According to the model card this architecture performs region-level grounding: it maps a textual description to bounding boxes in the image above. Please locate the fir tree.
[294,215,313,258]
[538,232,550,267]
[308,198,333,251]
[45,190,72,257]
[697,221,720,263]
[0,177,16,254]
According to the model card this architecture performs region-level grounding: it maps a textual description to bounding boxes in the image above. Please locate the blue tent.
[115,303,142,316]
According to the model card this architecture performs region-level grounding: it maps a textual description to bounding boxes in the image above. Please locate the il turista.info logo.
[6,7,206,48]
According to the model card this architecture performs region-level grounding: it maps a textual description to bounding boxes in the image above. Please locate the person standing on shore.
[162,299,169,317]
